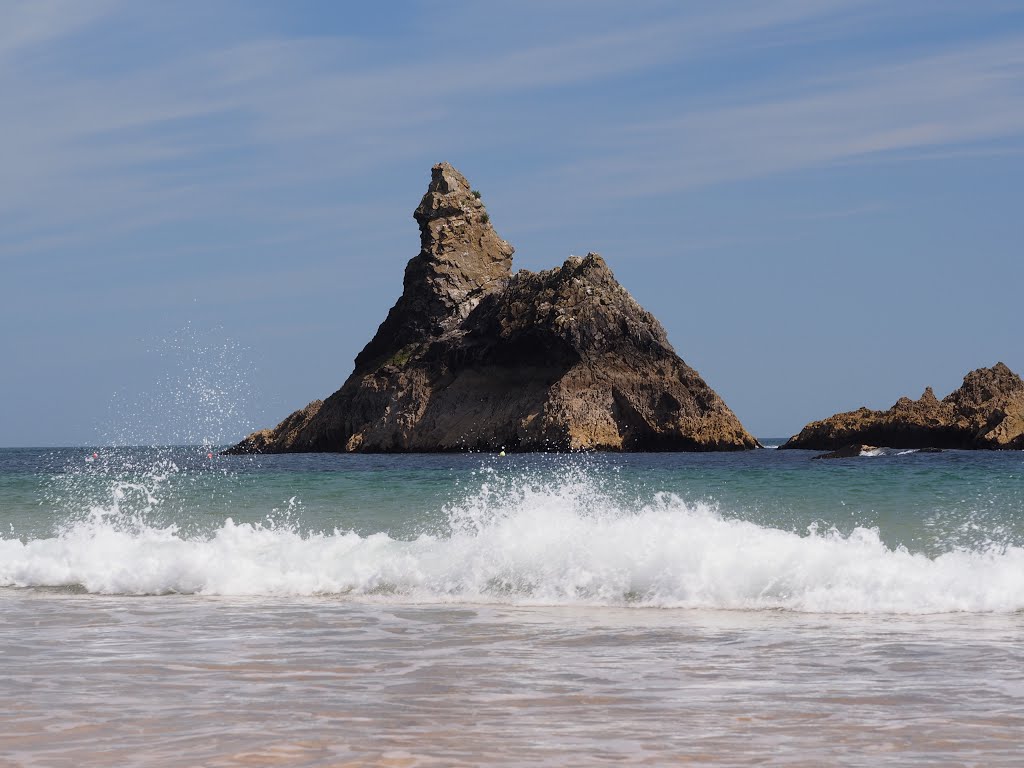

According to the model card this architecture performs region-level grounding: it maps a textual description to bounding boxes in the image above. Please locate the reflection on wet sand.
[2,593,1023,766]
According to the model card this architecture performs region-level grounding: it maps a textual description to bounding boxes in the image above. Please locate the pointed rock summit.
[780,362,1024,450]
[228,163,758,453]
[354,163,514,372]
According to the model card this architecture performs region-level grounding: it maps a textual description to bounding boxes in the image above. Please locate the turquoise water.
[2,444,1024,765]
[2,445,1022,608]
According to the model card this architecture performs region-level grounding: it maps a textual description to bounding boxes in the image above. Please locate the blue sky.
[2,0,1023,446]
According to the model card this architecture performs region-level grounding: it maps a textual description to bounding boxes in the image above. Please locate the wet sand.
[2,592,1023,766]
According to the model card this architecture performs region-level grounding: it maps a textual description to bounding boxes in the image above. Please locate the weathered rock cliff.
[780,363,1024,450]
[227,163,758,453]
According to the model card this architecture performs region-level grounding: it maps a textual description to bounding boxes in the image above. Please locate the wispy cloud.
[2,0,1022,259]
[0,0,117,61]
[3,0,1024,443]
[551,35,1024,198]
[784,202,886,221]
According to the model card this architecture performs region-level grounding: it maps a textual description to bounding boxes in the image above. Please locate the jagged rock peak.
[354,162,514,371]
[415,162,485,225]
[472,252,674,359]
[947,361,1023,412]
[780,362,1024,451]
[226,163,759,455]
[412,162,514,310]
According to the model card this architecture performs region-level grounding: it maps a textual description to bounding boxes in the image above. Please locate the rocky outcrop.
[228,163,757,454]
[353,161,514,373]
[781,363,1024,451]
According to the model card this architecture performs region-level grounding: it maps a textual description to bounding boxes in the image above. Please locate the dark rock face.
[227,163,758,454]
[353,162,514,373]
[781,363,1024,451]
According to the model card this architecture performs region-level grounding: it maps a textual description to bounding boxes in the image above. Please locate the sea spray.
[26,325,266,543]
[4,465,1024,612]
[102,322,258,450]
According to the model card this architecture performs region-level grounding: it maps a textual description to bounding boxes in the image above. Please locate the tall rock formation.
[227,163,758,453]
[780,363,1024,450]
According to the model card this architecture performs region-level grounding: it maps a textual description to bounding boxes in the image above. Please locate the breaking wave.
[2,469,1023,613]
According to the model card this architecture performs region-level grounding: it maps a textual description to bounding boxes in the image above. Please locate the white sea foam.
[3,473,1023,613]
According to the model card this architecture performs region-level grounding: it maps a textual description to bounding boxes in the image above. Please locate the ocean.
[1,444,1023,766]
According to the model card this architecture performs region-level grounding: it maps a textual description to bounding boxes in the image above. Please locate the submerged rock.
[781,363,1024,451]
[812,444,879,460]
[227,163,757,454]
